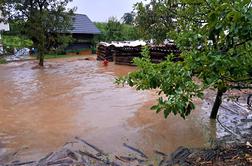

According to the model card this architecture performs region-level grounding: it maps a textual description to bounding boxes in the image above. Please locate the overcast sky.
[68,0,145,22]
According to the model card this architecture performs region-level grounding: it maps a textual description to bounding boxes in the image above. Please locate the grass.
[44,54,70,59]
[44,54,96,59]
[0,57,7,64]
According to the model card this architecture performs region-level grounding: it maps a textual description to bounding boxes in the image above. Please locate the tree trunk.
[39,53,44,66]
[210,88,224,119]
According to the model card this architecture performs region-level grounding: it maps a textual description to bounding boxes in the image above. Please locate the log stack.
[113,46,142,65]
[96,41,181,65]
[113,44,181,65]
[149,44,181,63]
[96,43,114,62]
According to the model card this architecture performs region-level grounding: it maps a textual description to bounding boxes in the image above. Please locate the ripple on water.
[0,58,214,162]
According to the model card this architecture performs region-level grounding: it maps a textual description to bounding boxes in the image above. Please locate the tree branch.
[235,38,252,47]
[229,85,252,90]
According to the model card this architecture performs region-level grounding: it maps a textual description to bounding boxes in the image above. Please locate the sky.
[67,0,145,22]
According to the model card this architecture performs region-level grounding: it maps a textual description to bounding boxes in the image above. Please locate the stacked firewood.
[113,46,142,65]
[114,44,181,65]
[96,42,181,66]
[96,44,114,62]
[149,44,181,63]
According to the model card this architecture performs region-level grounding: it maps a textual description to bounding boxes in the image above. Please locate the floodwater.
[0,57,218,162]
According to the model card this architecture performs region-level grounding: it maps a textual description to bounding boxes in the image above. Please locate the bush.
[0,57,7,64]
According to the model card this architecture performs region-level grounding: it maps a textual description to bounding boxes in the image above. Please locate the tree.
[121,24,140,41]
[1,0,75,66]
[105,17,123,42]
[134,0,178,43]
[94,22,107,42]
[122,12,134,25]
[94,21,141,43]
[117,0,252,119]
[2,35,33,49]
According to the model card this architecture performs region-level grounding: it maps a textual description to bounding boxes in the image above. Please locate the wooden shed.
[65,14,100,55]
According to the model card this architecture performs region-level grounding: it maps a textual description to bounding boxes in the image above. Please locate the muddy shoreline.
[2,134,251,166]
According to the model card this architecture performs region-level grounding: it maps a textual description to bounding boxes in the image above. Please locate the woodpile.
[150,45,181,63]
[113,44,181,65]
[96,44,115,62]
[96,42,181,66]
[113,46,142,65]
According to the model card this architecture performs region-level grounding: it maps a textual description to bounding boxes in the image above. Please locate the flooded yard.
[0,58,223,162]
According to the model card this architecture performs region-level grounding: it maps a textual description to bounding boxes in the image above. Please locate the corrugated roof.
[71,14,100,34]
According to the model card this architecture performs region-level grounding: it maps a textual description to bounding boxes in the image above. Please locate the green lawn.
[44,54,95,59]
[0,58,7,64]
[44,54,71,59]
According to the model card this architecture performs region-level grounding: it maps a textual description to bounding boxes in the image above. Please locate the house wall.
[0,23,9,32]
[0,11,9,31]
[0,11,9,54]
[65,33,95,55]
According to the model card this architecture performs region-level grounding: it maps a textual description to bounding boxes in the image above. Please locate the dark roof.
[71,14,100,34]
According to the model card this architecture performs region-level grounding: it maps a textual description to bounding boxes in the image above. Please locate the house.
[0,11,10,54]
[65,14,100,55]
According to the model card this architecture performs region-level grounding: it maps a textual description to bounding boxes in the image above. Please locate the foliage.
[105,17,123,42]
[94,22,107,42]
[117,0,252,119]
[134,0,178,43]
[47,34,73,54]
[121,24,140,41]
[122,12,135,25]
[44,54,71,59]
[0,57,7,64]
[1,0,75,66]
[117,46,203,119]
[94,19,141,43]
[2,35,33,49]
[3,20,24,36]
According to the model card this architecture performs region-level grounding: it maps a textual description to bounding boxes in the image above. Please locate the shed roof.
[71,14,100,34]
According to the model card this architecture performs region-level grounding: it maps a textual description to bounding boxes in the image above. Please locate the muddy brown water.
[0,57,219,162]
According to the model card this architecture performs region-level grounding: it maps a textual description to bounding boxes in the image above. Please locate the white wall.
[0,11,9,54]
[0,23,9,31]
[0,11,9,31]
[0,33,3,54]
